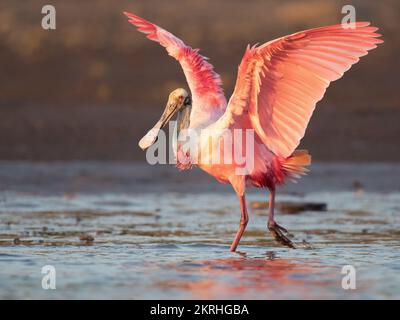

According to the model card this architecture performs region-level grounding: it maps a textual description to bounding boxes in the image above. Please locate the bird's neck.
[177,105,192,135]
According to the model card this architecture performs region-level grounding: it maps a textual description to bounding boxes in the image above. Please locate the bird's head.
[139,88,192,150]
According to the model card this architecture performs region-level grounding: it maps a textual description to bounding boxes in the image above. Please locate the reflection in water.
[158,253,337,299]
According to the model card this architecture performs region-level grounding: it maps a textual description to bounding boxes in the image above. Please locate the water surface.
[0,162,399,299]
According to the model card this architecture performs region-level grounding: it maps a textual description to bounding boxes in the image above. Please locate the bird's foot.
[268,221,296,249]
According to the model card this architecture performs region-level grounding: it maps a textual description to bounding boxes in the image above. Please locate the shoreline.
[0,161,399,194]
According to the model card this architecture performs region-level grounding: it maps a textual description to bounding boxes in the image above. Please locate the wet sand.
[0,162,399,299]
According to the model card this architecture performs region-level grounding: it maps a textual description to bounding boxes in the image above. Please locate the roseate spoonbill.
[124,11,383,251]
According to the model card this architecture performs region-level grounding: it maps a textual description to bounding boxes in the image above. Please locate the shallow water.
[0,162,399,299]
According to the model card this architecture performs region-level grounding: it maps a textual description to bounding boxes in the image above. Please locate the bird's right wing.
[124,12,227,115]
[225,22,383,158]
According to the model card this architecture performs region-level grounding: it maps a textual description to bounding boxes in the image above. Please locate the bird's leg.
[230,194,248,252]
[267,188,295,248]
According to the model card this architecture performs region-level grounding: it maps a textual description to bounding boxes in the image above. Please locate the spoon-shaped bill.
[138,102,179,150]
[138,123,162,150]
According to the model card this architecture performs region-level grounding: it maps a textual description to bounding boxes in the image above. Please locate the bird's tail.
[282,149,312,181]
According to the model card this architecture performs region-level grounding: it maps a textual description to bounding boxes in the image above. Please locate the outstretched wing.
[226,22,383,157]
[124,12,227,119]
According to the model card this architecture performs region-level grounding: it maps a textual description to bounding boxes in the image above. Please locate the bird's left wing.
[124,12,227,114]
[225,22,383,157]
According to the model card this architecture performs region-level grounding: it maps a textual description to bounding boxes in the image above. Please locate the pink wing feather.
[124,12,227,116]
[226,22,383,157]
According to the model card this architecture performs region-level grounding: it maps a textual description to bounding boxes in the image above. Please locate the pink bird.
[124,11,383,251]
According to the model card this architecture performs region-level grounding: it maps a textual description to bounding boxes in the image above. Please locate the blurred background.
[0,0,398,161]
